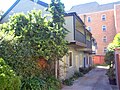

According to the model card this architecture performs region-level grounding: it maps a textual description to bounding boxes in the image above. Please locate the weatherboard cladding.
[69,1,120,14]
[0,0,48,21]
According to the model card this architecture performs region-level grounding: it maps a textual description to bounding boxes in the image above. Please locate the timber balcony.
[64,12,92,53]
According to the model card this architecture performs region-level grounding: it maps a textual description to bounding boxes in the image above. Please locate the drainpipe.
[83,14,86,24]
[83,15,87,45]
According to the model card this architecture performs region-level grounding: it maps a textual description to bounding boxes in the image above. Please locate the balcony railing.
[75,29,86,44]
[86,40,92,49]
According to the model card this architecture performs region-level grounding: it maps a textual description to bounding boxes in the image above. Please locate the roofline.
[78,9,113,15]
[65,12,84,25]
[71,1,98,9]
[31,0,48,7]
[0,0,48,22]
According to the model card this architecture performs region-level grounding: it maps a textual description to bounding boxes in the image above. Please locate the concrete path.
[62,66,112,90]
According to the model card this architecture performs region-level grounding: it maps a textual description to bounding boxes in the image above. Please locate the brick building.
[69,1,120,64]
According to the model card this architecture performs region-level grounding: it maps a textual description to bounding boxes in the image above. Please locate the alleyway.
[62,66,112,90]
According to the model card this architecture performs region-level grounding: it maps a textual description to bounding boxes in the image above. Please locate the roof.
[65,12,84,25]
[65,12,92,35]
[69,1,120,14]
[0,0,48,21]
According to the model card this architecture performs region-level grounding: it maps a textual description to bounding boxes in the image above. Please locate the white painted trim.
[87,26,92,31]
[103,47,107,53]
[102,25,107,31]
[103,36,107,42]
[101,14,106,21]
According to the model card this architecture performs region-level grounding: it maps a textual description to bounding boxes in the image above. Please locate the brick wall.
[114,4,120,34]
[79,10,116,55]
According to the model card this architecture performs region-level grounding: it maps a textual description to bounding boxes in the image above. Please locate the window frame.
[102,25,107,31]
[101,14,106,21]
[87,26,91,32]
[103,36,107,42]
[104,47,107,53]
[87,16,91,22]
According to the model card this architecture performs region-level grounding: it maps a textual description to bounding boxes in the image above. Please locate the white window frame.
[88,26,91,32]
[101,14,106,21]
[103,36,107,42]
[87,16,91,22]
[104,47,107,53]
[102,25,106,31]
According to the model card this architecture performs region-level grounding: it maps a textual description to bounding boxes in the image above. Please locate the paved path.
[62,66,112,90]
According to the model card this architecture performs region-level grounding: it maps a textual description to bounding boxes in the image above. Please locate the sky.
[0,0,120,12]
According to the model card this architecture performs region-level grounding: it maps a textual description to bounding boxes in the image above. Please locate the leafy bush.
[0,58,21,90]
[62,78,73,86]
[45,76,61,90]
[73,72,83,79]
[21,76,61,90]
[104,51,114,68]
[21,77,46,90]
[62,72,83,86]
[106,68,116,80]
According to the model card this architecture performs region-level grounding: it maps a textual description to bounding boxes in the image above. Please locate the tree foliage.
[0,0,68,89]
[113,33,120,47]
[48,0,65,28]
[0,9,68,78]
[105,33,120,67]
[0,58,21,90]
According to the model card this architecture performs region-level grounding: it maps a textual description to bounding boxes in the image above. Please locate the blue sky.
[0,0,120,12]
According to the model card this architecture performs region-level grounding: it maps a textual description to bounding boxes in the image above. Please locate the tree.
[113,33,120,47]
[0,0,68,89]
[104,51,114,68]
[105,33,120,67]
[47,0,68,78]
[105,33,120,82]
[0,0,68,86]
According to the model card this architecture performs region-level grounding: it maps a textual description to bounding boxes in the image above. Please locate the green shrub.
[106,67,116,80]
[21,76,61,90]
[62,78,73,86]
[21,77,46,90]
[0,58,21,90]
[73,72,83,79]
[46,76,61,90]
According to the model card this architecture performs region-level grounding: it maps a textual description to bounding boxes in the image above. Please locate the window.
[87,17,91,22]
[69,52,73,67]
[87,26,92,32]
[104,47,107,53]
[102,15,106,21]
[103,36,107,42]
[102,25,106,31]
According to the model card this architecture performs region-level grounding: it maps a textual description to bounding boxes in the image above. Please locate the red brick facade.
[114,4,120,34]
[79,6,120,55]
